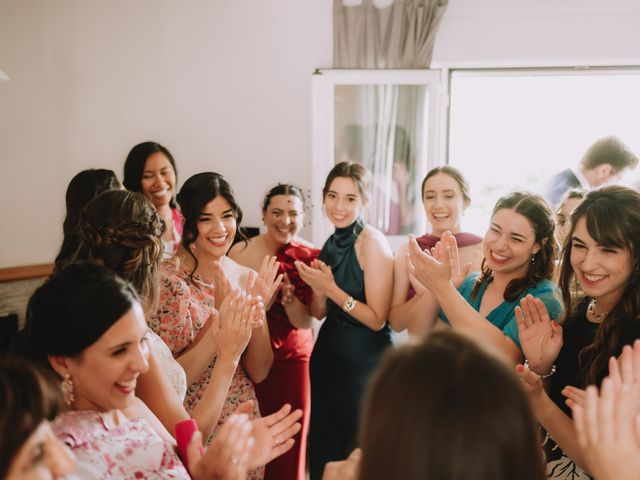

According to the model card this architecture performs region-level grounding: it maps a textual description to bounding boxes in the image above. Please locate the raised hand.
[515,294,563,375]
[440,231,472,289]
[562,385,587,409]
[406,234,451,295]
[235,401,303,469]
[295,259,335,297]
[322,448,361,480]
[214,291,257,362]
[212,260,232,311]
[188,413,253,480]
[248,256,283,309]
[281,273,295,306]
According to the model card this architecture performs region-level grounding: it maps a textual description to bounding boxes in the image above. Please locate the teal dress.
[440,272,563,348]
[309,220,392,480]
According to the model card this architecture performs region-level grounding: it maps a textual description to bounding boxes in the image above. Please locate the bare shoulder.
[228,236,269,271]
[228,237,255,260]
[394,240,410,258]
[359,225,392,257]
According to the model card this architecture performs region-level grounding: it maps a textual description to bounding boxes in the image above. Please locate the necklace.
[587,298,608,323]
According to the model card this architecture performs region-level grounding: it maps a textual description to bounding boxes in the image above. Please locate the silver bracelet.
[342,296,357,313]
[524,359,556,379]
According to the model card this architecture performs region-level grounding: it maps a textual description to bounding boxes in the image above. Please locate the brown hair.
[322,161,371,203]
[67,190,164,313]
[579,136,638,171]
[559,185,640,385]
[473,191,557,302]
[358,331,545,480]
[421,165,471,204]
[0,358,62,478]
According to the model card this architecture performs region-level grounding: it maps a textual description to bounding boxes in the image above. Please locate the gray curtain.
[333,0,448,69]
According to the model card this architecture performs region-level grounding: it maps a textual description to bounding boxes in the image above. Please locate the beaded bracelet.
[524,359,556,379]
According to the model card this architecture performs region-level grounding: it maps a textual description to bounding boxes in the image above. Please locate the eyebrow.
[107,329,150,352]
[490,222,527,241]
[200,208,234,216]
[424,189,456,194]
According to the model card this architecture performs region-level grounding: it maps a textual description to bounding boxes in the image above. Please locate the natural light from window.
[448,69,640,236]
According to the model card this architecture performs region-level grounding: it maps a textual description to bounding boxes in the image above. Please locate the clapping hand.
[515,294,563,375]
[295,259,335,297]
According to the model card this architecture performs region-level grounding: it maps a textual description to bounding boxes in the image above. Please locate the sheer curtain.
[332,0,447,234]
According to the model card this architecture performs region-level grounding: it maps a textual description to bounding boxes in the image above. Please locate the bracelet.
[342,296,357,313]
[524,359,556,379]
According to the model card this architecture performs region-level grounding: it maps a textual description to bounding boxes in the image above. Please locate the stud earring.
[61,374,75,406]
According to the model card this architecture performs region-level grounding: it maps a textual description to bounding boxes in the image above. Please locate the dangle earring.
[530,253,536,270]
[61,373,75,407]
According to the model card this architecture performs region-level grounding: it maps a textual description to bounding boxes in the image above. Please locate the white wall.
[2,0,640,268]
[0,0,333,268]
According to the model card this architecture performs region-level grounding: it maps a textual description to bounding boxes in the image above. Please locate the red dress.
[255,241,319,480]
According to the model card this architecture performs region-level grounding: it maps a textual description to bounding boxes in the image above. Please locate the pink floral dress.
[53,410,189,479]
[151,262,263,479]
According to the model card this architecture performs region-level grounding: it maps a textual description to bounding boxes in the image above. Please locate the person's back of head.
[55,169,121,267]
[358,331,545,480]
[579,136,638,173]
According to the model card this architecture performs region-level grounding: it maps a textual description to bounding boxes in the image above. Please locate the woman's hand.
[515,294,563,375]
[212,260,233,311]
[406,234,451,295]
[235,401,303,468]
[295,259,335,297]
[188,413,253,480]
[437,232,472,289]
[213,291,258,363]
[562,385,587,409]
[322,448,362,480]
[281,273,296,306]
[248,256,283,310]
[515,362,548,414]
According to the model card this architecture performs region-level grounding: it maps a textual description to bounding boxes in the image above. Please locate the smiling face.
[6,421,75,480]
[554,196,582,248]
[54,303,150,412]
[323,177,365,228]
[194,195,237,259]
[570,217,632,309]
[483,208,541,279]
[264,194,304,246]
[422,173,467,236]
[140,152,176,210]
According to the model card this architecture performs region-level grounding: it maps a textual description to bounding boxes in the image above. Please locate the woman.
[0,359,76,479]
[123,141,183,257]
[25,263,254,479]
[296,161,394,480]
[407,191,563,363]
[229,184,319,480]
[554,188,585,249]
[323,331,546,480]
[66,189,257,443]
[389,166,483,332]
[516,185,640,478]
[155,172,279,480]
[54,168,121,267]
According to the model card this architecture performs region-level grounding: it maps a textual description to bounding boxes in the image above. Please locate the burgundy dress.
[254,241,319,480]
[407,232,483,299]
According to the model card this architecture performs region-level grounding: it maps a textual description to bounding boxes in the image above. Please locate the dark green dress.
[309,220,392,480]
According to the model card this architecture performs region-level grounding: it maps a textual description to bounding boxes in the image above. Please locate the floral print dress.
[151,262,263,479]
[53,410,189,479]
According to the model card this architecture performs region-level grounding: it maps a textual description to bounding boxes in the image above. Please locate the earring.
[530,253,536,269]
[61,374,75,406]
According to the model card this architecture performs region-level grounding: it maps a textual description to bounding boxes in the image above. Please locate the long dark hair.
[25,263,140,366]
[358,331,545,480]
[0,358,62,478]
[66,190,164,312]
[123,141,178,208]
[55,169,121,266]
[177,172,245,277]
[473,192,556,302]
[559,185,640,385]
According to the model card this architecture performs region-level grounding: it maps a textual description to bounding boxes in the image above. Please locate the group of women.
[3,139,640,480]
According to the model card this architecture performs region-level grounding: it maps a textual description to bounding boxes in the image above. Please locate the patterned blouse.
[53,410,189,479]
[151,262,263,479]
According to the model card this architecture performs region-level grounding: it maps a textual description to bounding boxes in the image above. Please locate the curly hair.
[472,192,557,302]
[559,185,640,385]
[67,190,165,312]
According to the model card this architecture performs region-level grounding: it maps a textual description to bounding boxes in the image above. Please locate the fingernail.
[516,364,524,372]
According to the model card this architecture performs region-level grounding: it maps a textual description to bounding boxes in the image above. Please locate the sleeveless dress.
[255,241,319,480]
[308,220,392,480]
